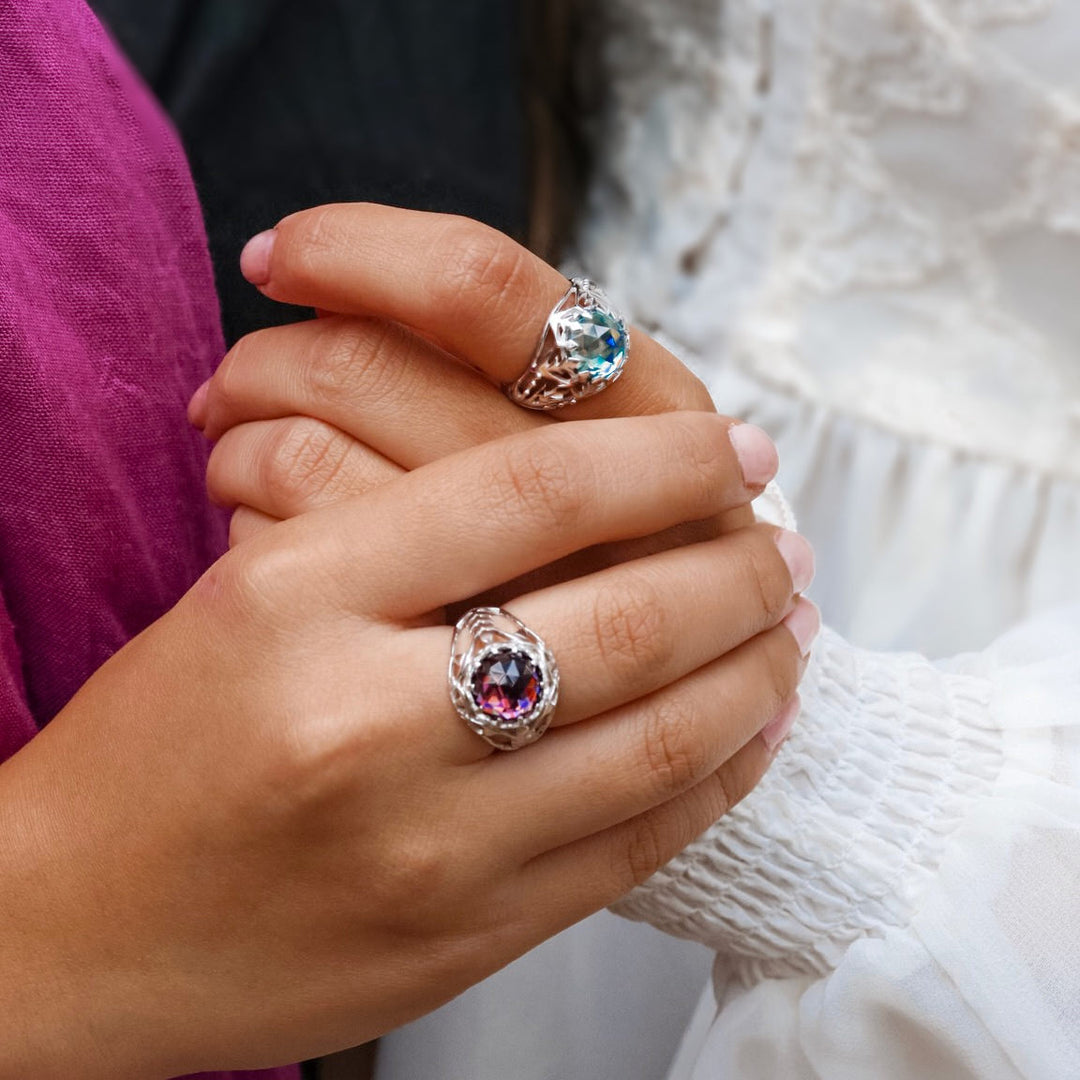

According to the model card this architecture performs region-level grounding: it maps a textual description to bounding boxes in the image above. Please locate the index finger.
[248,411,760,621]
[240,203,716,419]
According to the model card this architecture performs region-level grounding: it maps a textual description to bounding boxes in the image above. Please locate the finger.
[199,315,764,546]
[506,525,814,729]
[229,506,280,547]
[241,204,717,416]
[517,707,785,935]
[379,544,815,770]
[207,416,403,518]
[493,617,809,860]
[201,315,545,452]
[263,411,765,619]
[206,419,771,625]
[457,513,751,619]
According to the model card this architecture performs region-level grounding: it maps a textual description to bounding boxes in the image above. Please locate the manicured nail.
[783,597,821,657]
[187,379,210,430]
[762,696,801,752]
[728,423,779,489]
[775,530,815,594]
[240,229,276,285]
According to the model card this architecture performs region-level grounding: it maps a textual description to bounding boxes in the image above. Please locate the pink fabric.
[0,1,298,1076]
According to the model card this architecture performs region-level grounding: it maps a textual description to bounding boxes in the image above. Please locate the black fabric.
[91,0,528,344]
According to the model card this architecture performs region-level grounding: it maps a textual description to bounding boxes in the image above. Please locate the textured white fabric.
[614,627,1002,979]
[579,0,1080,655]
[615,607,1080,1079]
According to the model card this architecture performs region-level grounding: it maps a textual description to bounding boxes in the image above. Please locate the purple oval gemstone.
[472,649,542,722]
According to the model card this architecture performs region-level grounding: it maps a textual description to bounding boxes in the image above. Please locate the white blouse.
[616,606,1080,1078]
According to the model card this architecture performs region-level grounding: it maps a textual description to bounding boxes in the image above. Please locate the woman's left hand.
[189,205,778,601]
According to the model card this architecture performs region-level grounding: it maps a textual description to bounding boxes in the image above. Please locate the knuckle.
[620,816,672,889]
[738,535,789,624]
[192,543,292,625]
[261,416,351,510]
[349,825,464,934]
[639,692,708,799]
[205,433,243,506]
[304,318,403,406]
[761,629,801,711]
[279,205,342,290]
[590,572,672,681]
[664,413,732,509]
[253,713,377,841]
[711,768,737,820]
[435,218,532,316]
[220,547,284,615]
[228,507,257,548]
[711,756,759,818]
[210,332,260,417]
[684,370,716,411]
[497,438,583,533]
[387,836,455,913]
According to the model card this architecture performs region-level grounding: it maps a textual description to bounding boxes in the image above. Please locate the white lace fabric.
[578,0,1080,657]
[582,0,1080,476]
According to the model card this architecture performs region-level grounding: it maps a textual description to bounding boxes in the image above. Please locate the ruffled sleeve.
[613,607,1080,1079]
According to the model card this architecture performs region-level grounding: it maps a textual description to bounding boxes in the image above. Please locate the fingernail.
[783,597,821,657]
[187,379,210,430]
[240,229,276,285]
[775,530,815,594]
[762,696,801,753]
[728,423,779,489]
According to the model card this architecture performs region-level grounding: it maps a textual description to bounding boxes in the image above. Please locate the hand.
[0,412,814,1078]
[188,206,774,595]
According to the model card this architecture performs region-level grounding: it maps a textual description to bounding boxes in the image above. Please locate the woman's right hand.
[0,412,815,1079]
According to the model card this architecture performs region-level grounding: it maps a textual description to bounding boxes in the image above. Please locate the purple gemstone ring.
[449,607,560,751]
[505,278,630,411]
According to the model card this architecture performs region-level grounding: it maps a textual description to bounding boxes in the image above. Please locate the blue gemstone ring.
[505,278,631,411]
[449,607,560,751]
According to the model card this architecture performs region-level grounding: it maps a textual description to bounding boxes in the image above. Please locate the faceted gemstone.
[557,308,628,383]
[472,649,543,722]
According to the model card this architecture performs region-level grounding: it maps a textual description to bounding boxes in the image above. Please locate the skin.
[191,204,777,601]
[194,201,816,758]
[0,205,819,1077]
[0,409,812,1078]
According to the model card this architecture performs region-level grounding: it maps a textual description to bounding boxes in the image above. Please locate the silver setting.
[505,277,630,411]
[449,607,559,752]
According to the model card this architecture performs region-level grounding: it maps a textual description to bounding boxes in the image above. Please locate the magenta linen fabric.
[0,2,298,1077]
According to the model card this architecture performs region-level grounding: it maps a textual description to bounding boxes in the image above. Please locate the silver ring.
[449,607,560,751]
[505,278,631,411]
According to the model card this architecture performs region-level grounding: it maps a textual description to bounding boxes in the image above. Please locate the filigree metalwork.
[506,278,631,411]
[449,607,560,751]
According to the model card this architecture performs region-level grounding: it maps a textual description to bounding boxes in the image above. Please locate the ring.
[505,278,630,411]
[449,607,560,751]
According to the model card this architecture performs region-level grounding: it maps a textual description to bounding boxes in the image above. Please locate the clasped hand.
[0,205,816,1078]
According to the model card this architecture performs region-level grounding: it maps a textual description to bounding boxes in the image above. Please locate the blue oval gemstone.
[558,309,628,382]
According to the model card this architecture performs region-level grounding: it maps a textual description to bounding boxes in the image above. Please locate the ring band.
[449,607,560,751]
[505,278,630,411]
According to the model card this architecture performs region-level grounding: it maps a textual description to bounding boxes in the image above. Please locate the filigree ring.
[505,278,630,411]
[449,607,560,751]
